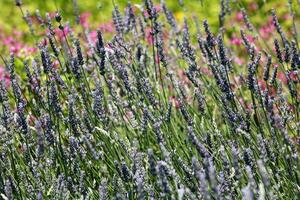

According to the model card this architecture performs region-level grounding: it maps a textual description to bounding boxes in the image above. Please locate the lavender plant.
[0,0,299,199]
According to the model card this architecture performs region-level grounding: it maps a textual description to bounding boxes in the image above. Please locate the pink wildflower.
[99,21,114,33]
[79,12,91,29]
[236,12,243,22]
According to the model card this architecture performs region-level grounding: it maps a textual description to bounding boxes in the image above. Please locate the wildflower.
[79,12,91,29]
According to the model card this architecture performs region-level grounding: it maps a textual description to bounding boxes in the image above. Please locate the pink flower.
[178,69,190,83]
[39,38,48,47]
[230,37,242,46]
[259,23,275,39]
[246,35,255,43]
[48,12,56,19]
[289,71,298,82]
[239,98,249,109]
[53,25,70,40]
[234,57,244,65]
[257,79,266,91]
[52,60,60,69]
[22,46,37,56]
[3,36,15,45]
[145,28,154,45]
[89,30,98,42]
[278,71,287,84]
[200,67,213,76]
[79,12,91,29]
[283,13,289,20]
[13,30,23,37]
[154,4,161,12]
[98,21,114,33]
[10,43,22,54]
[236,12,243,22]
[248,2,258,11]
[0,67,4,77]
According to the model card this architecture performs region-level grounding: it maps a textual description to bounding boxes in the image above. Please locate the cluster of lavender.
[0,0,299,199]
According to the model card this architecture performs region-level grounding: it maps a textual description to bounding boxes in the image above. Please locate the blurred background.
[0,0,293,33]
[0,0,297,58]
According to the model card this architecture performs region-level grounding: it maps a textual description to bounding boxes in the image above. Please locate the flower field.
[0,0,299,199]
